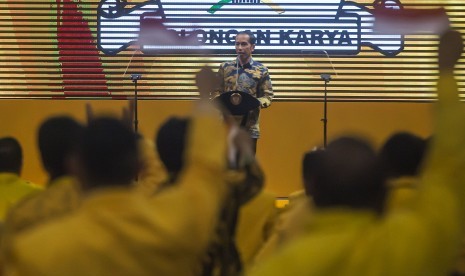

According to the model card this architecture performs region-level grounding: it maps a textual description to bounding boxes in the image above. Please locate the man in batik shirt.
[212,31,274,153]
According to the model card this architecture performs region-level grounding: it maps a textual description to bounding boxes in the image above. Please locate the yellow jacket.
[253,191,313,265]
[133,138,167,195]
[385,176,419,211]
[236,190,278,267]
[3,176,80,235]
[250,73,465,276]
[0,173,41,221]
[5,112,228,276]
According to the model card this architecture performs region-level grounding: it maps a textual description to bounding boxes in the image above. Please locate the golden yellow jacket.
[253,191,313,265]
[236,190,278,267]
[385,176,419,211]
[134,138,167,195]
[4,176,80,235]
[0,173,41,221]
[250,73,465,276]
[5,112,228,276]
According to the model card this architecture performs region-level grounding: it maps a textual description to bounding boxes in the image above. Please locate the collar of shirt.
[234,57,254,69]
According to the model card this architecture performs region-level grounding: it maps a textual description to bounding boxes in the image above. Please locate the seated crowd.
[0,29,463,276]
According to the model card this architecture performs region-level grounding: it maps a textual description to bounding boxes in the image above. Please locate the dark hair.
[38,116,84,180]
[379,132,427,178]
[302,149,324,197]
[78,117,139,188]
[312,137,386,213]
[0,137,22,174]
[156,117,189,181]
[236,31,256,45]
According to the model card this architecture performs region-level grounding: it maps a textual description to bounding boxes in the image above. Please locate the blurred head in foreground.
[0,137,23,175]
[38,116,84,182]
[311,137,386,214]
[156,117,190,184]
[73,117,139,190]
[378,132,427,179]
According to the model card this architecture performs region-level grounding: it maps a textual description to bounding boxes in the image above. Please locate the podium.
[215,91,260,116]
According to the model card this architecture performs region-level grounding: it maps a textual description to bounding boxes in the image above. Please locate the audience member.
[155,114,266,275]
[302,148,325,197]
[378,132,427,210]
[84,101,167,195]
[235,189,278,268]
[0,137,41,221]
[3,116,84,236]
[249,29,465,276]
[379,131,427,179]
[253,148,323,265]
[312,136,386,213]
[3,67,230,276]
[155,116,190,188]
[0,27,461,276]
[135,137,167,195]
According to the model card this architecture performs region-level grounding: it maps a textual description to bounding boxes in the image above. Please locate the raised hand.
[438,30,463,72]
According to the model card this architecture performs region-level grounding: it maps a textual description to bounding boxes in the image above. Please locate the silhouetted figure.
[378,132,428,211]
[38,116,84,182]
[4,116,84,235]
[379,132,427,179]
[312,137,385,213]
[156,115,264,276]
[0,137,40,221]
[250,30,465,276]
[5,65,231,275]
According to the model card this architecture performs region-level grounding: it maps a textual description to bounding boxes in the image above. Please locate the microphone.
[320,74,332,82]
[130,74,142,82]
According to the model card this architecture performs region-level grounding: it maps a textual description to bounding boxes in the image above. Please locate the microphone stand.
[320,73,331,148]
[301,50,336,149]
[130,74,142,133]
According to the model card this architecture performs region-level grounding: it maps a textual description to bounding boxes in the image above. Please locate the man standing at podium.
[212,31,274,153]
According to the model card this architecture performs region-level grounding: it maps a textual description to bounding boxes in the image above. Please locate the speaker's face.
[235,34,255,60]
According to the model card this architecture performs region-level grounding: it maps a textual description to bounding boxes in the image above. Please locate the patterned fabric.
[201,161,265,276]
[213,58,273,138]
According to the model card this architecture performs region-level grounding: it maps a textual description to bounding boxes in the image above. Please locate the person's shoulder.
[9,210,93,274]
[251,59,269,71]
[4,179,80,235]
[221,60,235,68]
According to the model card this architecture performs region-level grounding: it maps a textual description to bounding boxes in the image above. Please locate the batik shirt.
[212,58,274,138]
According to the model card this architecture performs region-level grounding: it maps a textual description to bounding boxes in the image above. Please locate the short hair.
[38,116,84,179]
[302,148,324,197]
[379,132,427,178]
[156,117,189,179]
[236,31,256,45]
[77,117,139,187]
[312,137,386,213]
[0,137,22,174]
